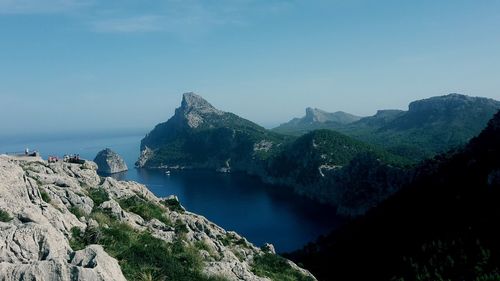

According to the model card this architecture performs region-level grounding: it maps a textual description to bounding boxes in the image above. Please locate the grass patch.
[118,195,171,226]
[174,219,189,234]
[40,188,51,203]
[161,198,185,213]
[70,211,227,281]
[69,206,86,219]
[218,233,248,248]
[90,210,114,225]
[195,240,220,260]
[252,253,315,281]
[0,209,13,222]
[232,249,245,262]
[194,240,212,252]
[70,227,86,251]
[88,188,110,206]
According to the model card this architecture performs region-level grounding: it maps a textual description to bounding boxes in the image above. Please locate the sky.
[1,0,500,135]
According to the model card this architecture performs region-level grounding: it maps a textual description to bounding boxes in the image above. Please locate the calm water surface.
[0,133,343,252]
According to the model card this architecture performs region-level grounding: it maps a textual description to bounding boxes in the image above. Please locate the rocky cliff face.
[94,148,128,174]
[0,155,314,281]
[178,92,224,128]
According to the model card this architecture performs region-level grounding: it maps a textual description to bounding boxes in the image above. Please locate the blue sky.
[1,0,499,134]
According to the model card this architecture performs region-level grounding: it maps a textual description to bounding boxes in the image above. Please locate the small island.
[94,148,128,174]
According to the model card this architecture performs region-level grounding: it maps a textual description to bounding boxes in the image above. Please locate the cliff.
[0,155,314,281]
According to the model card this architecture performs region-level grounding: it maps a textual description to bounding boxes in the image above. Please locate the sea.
[0,132,344,253]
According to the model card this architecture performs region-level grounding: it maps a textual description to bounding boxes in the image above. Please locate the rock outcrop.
[0,155,315,281]
[94,148,128,174]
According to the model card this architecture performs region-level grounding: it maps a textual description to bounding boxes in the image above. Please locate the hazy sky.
[1,0,500,134]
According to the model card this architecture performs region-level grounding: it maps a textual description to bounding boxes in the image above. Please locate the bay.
[0,132,343,252]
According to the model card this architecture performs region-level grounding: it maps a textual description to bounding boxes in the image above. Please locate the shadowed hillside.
[287,110,500,281]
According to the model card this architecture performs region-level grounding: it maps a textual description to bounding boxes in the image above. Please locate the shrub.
[0,209,13,222]
[40,188,51,203]
[161,198,185,213]
[174,219,189,234]
[70,227,86,251]
[69,206,86,219]
[218,233,248,248]
[118,196,171,226]
[88,188,110,206]
[74,210,227,281]
[252,253,315,281]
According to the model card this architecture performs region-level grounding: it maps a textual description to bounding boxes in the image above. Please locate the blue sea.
[0,132,343,253]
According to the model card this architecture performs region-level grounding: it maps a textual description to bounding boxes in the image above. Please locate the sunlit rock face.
[94,148,128,174]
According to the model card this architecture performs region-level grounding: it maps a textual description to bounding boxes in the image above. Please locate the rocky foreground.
[0,155,315,281]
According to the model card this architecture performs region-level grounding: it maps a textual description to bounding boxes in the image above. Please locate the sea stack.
[94,148,128,174]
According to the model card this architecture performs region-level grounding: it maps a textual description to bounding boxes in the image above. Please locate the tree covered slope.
[287,110,500,281]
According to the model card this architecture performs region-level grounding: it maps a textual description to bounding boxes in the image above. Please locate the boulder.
[93,149,128,174]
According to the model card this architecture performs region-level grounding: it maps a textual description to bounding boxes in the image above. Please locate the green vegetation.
[287,111,500,281]
[217,233,249,248]
[274,94,500,162]
[39,188,51,203]
[70,210,227,281]
[69,206,86,219]
[88,188,110,206]
[395,238,500,281]
[194,240,221,261]
[161,198,185,213]
[139,94,291,169]
[174,219,189,234]
[118,195,171,226]
[252,253,314,281]
[267,129,409,185]
[0,209,13,222]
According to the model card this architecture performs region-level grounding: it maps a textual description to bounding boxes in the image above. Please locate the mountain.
[274,94,500,161]
[274,108,361,135]
[264,129,410,216]
[137,92,288,172]
[287,110,500,281]
[138,93,410,216]
[0,155,315,281]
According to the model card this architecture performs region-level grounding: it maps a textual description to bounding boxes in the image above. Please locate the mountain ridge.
[274,93,500,160]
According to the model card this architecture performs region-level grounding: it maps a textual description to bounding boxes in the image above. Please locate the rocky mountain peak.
[181,92,219,113]
[305,107,329,123]
[175,92,223,128]
[304,108,361,124]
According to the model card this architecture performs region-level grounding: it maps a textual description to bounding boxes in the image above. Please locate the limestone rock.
[0,155,127,281]
[0,154,316,281]
[93,148,128,174]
